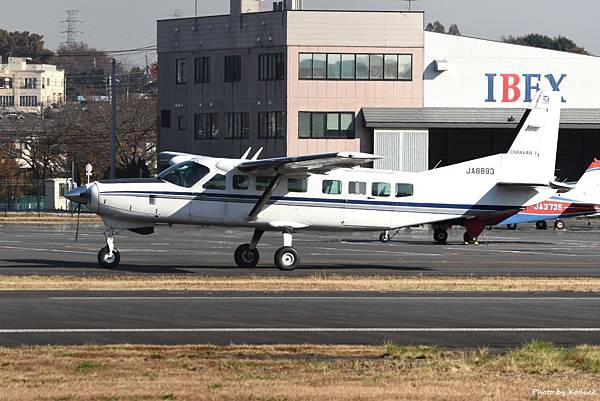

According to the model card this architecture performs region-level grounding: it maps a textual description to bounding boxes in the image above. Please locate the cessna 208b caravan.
[66,90,563,271]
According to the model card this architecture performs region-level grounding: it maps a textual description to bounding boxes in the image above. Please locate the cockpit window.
[157,161,209,188]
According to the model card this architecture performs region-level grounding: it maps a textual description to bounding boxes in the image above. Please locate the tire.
[98,246,120,268]
[463,232,478,244]
[234,244,260,268]
[536,220,548,230]
[507,224,517,231]
[379,232,390,243]
[555,220,565,230]
[274,246,300,271]
[433,229,448,244]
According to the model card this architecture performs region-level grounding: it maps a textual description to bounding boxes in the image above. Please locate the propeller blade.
[75,203,81,242]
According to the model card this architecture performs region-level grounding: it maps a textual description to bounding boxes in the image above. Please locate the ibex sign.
[485,73,567,103]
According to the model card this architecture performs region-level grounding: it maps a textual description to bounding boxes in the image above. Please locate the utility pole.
[110,58,117,179]
[195,0,198,17]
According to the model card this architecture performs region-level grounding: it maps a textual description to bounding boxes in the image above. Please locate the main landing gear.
[235,228,300,271]
[432,224,449,245]
[98,230,121,268]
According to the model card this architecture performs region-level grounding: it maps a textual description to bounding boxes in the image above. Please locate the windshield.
[157,161,210,188]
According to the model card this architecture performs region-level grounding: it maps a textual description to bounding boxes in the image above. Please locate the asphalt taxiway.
[0,221,598,276]
[1,291,599,346]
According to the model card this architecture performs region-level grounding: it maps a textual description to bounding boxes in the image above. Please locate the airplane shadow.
[0,258,432,273]
[340,239,554,246]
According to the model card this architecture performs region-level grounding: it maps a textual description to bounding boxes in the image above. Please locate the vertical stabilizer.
[499,90,562,185]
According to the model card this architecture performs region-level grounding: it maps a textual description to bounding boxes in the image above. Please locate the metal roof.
[362,107,600,130]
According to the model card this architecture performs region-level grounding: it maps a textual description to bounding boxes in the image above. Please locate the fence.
[0,179,78,214]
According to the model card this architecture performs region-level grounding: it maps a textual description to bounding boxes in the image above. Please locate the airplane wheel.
[463,232,478,245]
[433,229,448,245]
[274,246,299,271]
[379,232,390,243]
[507,224,517,231]
[98,246,120,268]
[536,220,548,230]
[234,244,260,268]
[554,220,565,230]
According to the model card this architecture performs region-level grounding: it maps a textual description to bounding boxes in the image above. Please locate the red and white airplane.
[500,159,600,230]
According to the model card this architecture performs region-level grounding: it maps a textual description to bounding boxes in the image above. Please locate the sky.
[0,0,598,67]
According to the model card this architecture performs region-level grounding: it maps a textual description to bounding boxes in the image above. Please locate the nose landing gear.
[98,230,121,268]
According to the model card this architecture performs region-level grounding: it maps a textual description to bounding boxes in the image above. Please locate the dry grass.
[0,213,100,224]
[1,274,600,292]
[0,342,598,401]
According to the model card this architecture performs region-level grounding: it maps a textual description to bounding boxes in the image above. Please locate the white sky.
[1,0,597,67]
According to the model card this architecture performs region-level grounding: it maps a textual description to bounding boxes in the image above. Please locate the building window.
[194,113,219,140]
[298,112,355,139]
[0,77,13,89]
[194,57,210,84]
[160,110,171,128]
[259,53,285,81]
[176,58,187,84]
[19,96,38,107]
[372,182,391,197]
[233,175,249,190]
[0,96,14,107]
[349,181,366,195]
[258,111,286,138]
[224,55,241,82]
[23,78,38,89]
[225,112,250,139]
[288,178,308,193]
[396,183,414,197]
[322,180,342,195]
[299,53,412,81]
[178,115,187,131]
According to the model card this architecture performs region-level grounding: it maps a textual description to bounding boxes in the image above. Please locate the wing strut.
[247,174,282,221]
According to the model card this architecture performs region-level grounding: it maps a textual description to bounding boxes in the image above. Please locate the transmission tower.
[61,9,83,46]
[401,0,418,11]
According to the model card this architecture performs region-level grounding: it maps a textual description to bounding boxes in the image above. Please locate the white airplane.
[66,90,563,271]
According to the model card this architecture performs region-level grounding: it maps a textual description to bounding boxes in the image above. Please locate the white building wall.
[424,32,600,108]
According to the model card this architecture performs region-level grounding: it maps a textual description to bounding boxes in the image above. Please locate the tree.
[0,30,53,63]
[54,93,157,182]
[425,21,461,36]
[503,34,588,55]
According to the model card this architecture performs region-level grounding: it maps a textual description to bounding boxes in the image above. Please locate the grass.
[0,342,598,401]
[1,274,600,292]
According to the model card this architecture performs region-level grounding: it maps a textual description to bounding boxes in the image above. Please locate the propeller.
[75,203,81,242]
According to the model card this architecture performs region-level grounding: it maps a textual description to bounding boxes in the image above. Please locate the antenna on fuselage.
[241,147,252,160]
[251,147,264,160]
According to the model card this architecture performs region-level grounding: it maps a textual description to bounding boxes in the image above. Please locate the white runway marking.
[0,245,96,255]
[47,296,600,301]
[0,328,599,334]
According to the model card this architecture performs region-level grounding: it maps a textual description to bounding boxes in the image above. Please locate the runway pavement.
[1,291,599,346]
[0,221,599,276]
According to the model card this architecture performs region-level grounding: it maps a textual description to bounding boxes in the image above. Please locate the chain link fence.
[0,179,79,214]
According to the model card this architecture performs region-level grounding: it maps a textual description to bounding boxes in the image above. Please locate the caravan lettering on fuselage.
[509,150,539,157]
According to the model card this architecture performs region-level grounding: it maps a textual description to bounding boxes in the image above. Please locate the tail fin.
[498,90,562,186]
[574,159,600,193]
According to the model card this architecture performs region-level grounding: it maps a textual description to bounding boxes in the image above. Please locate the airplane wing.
[237,152,381,175]
[158,151,199,166]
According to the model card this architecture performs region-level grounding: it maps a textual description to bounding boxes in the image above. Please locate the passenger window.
[322,180,342,195]
[203,174,226,190]
[233,175,249,190]
[349,181,366,195]
[256,176,272,191]
[158,161,209,188]
[372,182,391,197]
[288,177,308,193]
[396,183,414,197]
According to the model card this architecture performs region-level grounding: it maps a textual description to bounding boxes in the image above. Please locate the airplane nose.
[65,185,91,205]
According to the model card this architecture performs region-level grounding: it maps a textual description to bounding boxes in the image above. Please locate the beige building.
[0,57,65,113]
[157,0,424,163]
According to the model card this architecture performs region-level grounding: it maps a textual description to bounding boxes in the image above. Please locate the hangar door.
[373,129,429,172]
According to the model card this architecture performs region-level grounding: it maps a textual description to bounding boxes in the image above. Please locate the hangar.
[157,0,600,180]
